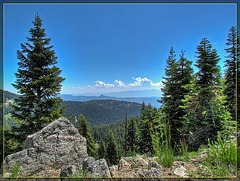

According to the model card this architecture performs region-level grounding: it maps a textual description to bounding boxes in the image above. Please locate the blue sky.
[4,3,236,96]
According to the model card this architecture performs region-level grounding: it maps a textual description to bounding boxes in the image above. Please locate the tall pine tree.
[160,46,178,122]
[195,38,221,145]
[124,112,128,155]
[224,26,240,124]
[138,104,157,154]
[98,139,106,159]
[175,50,193,140]
[195,38,221,102]
[11,13,65,144]
[126,117,138,155]
[77,114,97,158]
[160,47,188,147]
[182,38,225,150]
[106,130,119,165]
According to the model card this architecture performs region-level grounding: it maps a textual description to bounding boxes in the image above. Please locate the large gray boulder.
[3,117,88,177]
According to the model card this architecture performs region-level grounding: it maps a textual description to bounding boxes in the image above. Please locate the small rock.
[82,157,110,177]
[118,157,133,171]
[148,157,161,169]
[60,165,77,177]
[174,166,186,177]
[138,168,163,177]
[190,159,197,163]
[149,160,161,168]
[132,155,148,169]
[109,165,118,177]
[3,172,12,177]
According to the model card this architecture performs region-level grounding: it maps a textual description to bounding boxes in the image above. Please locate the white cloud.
[114,80,126,87]
[128,77,162,87]
[95,80,115,88]
[83,77,162,93]
[151,81,162,87]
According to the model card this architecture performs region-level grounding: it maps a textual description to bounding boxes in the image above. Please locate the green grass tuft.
[207,136,236,166]
[152,122,175,167]
[67,168,88,178]
[9,161,19,178]
[179,139,189,162]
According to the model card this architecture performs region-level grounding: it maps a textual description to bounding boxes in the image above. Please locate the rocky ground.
[1,117,237,180]
[1,153,237,180]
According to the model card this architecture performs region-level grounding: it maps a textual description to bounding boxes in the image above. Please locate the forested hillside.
[0,89,20,126]
[0,89,19,103]
[64,100,141,126]
[2,90,141,128]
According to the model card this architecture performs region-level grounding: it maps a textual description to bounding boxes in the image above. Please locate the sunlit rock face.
[3,117,88,177]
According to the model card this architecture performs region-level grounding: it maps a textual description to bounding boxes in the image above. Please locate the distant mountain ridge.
[2,90,142,127]
[61,94,161,108]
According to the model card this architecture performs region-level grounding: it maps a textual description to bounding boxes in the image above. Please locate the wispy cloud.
[95,80,115,88]
[92,77,162,89]
[151,82,162,87]
[114,80,126,87]
[128,77,162,87]
[69,76,163,94]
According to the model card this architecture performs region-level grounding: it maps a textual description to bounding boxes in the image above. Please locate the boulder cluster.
[2,117,164,179]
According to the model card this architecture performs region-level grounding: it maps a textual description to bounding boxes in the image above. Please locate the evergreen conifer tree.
[106,130,119,165]
[138,104,156,154]
[10,13,65,144]
[141,102,146,115]
[224,26,240,123]
[194,38,221,144]
[182,38,227,150]
[175,50,193,140]
[124,112,128,155]
[126,117,138,155]
[195,38,221,102]
[160,47,188,147]
[77,114,97,158]
[98,139,106,159]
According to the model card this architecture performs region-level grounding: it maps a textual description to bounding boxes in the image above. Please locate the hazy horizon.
[4,88,162,98]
